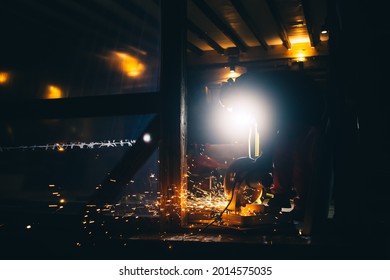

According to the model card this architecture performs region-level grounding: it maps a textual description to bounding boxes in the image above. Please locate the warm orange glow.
[45,85,63,99]
[289,35,310,44]
[289,42,320,61]
[295,52,307,62]
[227,71,240,80]
[55,143,65,152]
[112,52,145,77]
[320,31,329,42]
[240,203,265,216]
[289,43,309,62]
[224,65,246,82]
[0,72,10,84]
[59,198,65,204]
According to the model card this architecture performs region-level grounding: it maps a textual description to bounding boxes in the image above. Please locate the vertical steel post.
[159,0,188,231]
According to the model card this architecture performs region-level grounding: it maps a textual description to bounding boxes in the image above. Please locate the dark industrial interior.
[0,0,389,259]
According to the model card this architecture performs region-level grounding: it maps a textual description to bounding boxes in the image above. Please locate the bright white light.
[227,89,273,134]
[230,110,254,127]
[213,88,274,144]
[143,133,152,143]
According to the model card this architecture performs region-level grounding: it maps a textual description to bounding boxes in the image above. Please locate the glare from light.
[55,143,65,152]
[229,109,254,127]
[295,51,306,62]
[0,72,10,84]
[320,30,329,42]
[59,198,65,204]
[112,51,145,77]
[45,85,63,99]
[214,89,273,145]
[26,225,32,229]
[227,71,240,80]
[143,133,152,143]
[227,89,272,133]
[290,36,310,44]
[289,42,318,59]
[223,66,246,82]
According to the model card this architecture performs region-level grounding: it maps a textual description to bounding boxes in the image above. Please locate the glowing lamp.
[45,85,63,99]
[320,25,329,41]
[218,80,273,159]
[112,52,145,77]
[55,143,65,152]
[0,72,10,84]
[143,133,152,143]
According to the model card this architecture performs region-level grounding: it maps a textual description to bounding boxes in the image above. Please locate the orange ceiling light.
[288,42,317,62]
[224,65,246,82]
[111,51,145,78]
[45,85,64,99]
[0,72,10,85]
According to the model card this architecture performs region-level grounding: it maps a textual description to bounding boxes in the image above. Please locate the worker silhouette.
[220,69,326,219]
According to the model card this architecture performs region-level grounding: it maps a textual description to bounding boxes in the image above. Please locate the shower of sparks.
[0,139,136,152]
[92,155,232,229]
[85,170,161,224]
[47,184,66,211]
[115,192,161,218]
[82,150,276,237]
[185,184,228,214]
[181,147,231,219]
[184,151,268,225]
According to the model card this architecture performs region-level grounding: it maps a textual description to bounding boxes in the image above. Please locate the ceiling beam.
[192,0,248,52]
[187,41,328,66]
[187,20,225,54]
[265,0,292,50]
[187,41,204,56]
[229,0,269,51]
[301,0,319,47]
